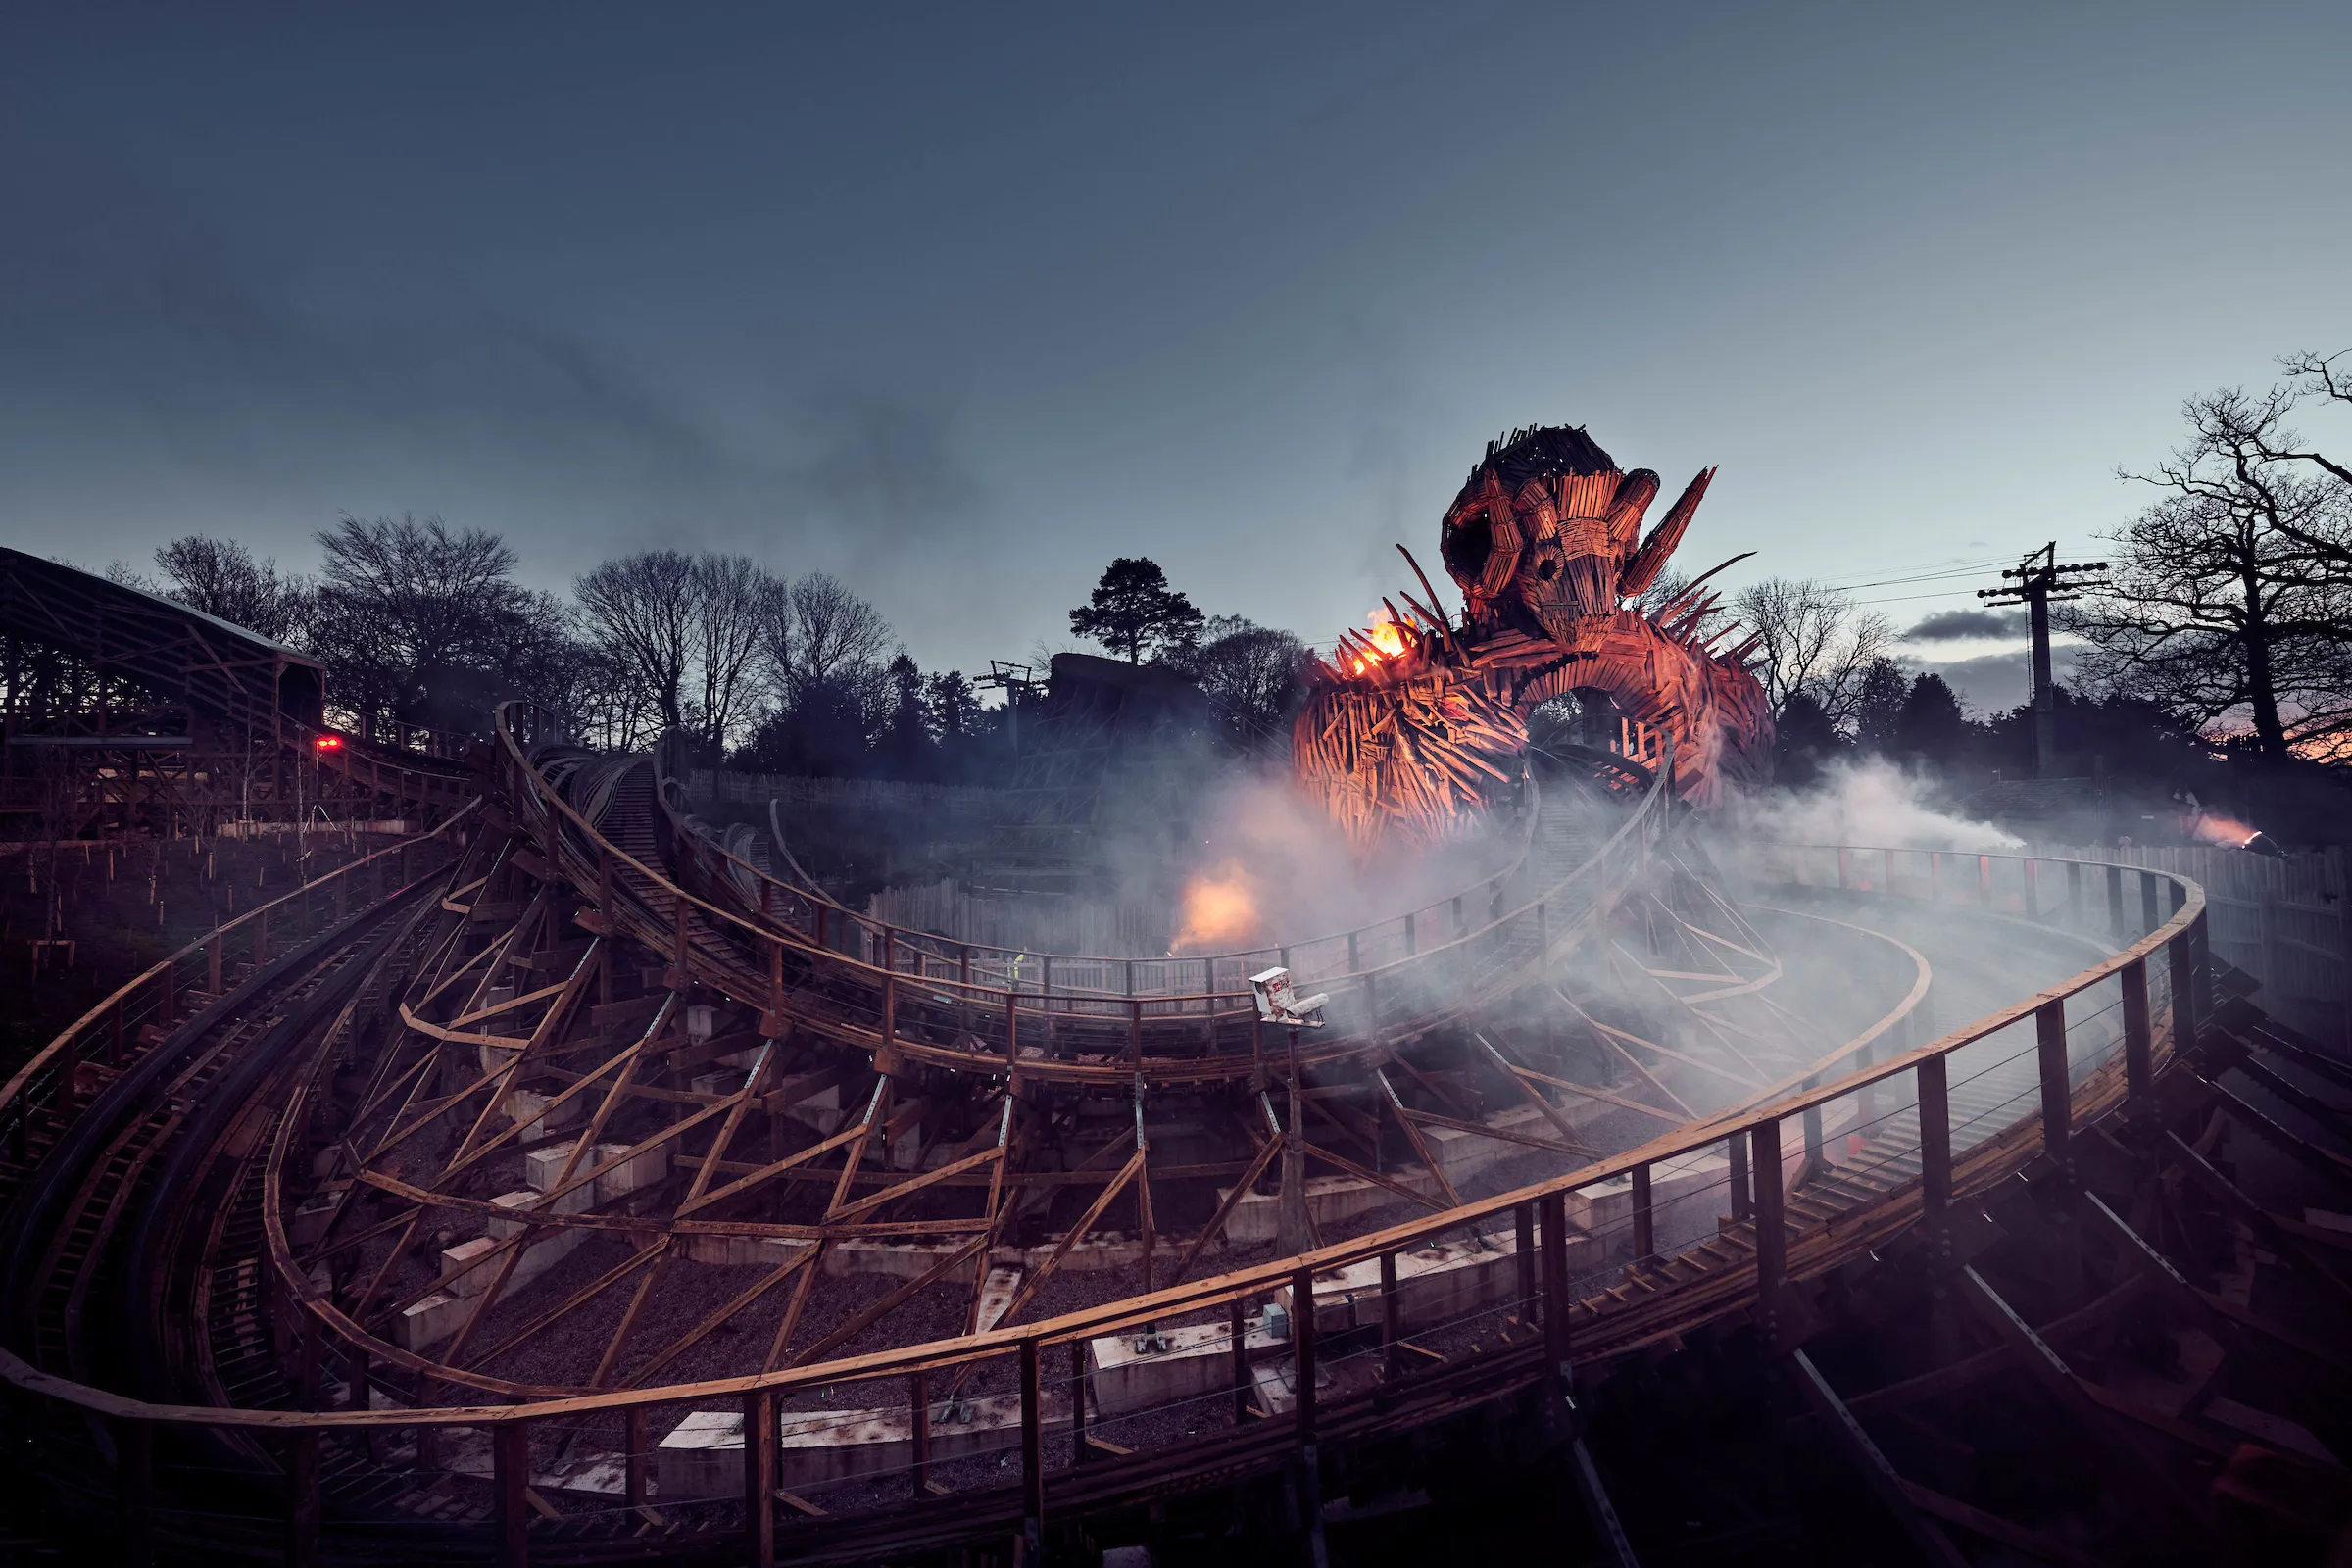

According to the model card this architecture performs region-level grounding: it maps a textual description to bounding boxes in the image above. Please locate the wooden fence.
[684,769,1011,820]
[2035,843,2349,1044]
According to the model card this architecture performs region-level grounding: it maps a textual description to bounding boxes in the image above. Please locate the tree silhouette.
[1069,557,1203,663]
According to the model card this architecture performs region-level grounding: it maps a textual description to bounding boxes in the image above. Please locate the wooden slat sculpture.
[1295,424,1774,847]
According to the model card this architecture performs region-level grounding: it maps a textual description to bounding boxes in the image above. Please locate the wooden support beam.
[790,1235,989,1367]
[1374,1068,1462,1208]
[494,1420,531,1568]
[1956,1264,2217,1552]
[1787,1349,1968,1568]
[1895,1479,2107,1568]
[1167,1132,1283,1287]
[1020,1338,1045,1561]
[744,1389,776,1568]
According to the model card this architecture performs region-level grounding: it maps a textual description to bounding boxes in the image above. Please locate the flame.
[1172,863,1259,953]
[2190,813,2260,849]
[1347,610,1409,675]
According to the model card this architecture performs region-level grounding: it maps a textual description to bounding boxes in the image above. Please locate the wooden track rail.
[0,819,2227,1565]
[501,704,1679,1086]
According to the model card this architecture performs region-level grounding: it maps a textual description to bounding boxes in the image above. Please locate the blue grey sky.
[4,3,2346,712]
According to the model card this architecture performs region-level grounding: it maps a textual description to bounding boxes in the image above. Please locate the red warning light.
[314,734,345,752]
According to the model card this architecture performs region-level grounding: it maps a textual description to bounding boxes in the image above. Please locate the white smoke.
[1735,757,2020,853]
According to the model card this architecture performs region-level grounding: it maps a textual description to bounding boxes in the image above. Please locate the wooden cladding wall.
[2037,842,2349,1041]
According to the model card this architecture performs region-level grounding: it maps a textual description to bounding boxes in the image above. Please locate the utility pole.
[1978,544,2105,779]
[978,660,1039,754]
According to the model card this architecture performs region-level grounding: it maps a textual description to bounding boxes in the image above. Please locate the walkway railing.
[523,708,1665,1005]
[503,705,1679,1081]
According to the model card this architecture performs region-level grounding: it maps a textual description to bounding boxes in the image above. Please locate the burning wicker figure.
[1295,424,1775,846]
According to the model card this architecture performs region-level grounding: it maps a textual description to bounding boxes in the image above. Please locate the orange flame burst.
[2190,813,2260,849]
[1348,610,1409,675]
[1172,864,1258,953]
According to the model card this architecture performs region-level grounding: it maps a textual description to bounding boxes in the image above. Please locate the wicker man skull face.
[1438,426,1712,648]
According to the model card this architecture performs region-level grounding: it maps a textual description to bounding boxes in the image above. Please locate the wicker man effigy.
[1294,424,1775,847]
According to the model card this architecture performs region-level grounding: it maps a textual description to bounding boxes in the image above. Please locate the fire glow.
[1171,864,1259,953]
[1348,611,1407,675]
[2190,813,2260,849]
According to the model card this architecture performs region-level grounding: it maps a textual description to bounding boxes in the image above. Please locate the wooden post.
[882,975,897,1052]
[1019,1339,1044,1560]
[1381,1250,1402,1382]
[2034,999,2070,1159]
[1918,1055,1951,1223]
[494,1420,531,1568]
[2066,860,2083,927]
[2169,922,2198,1054]
[1129,1000,1143,1067]
[1068,1339,1089,1464]
[743,1389,776,1568]
[116,1417,154,1568]
[1539,1192,1571,1378]
[1514,1202,1536,1308]
[1631,1164,1654,1262]
[1751,1119,1786,1352]
[207,933,222,997]
[1727,1133,1751,1222]
[2105,864,2126,942]
[1004,993,1019,1074]
[1290,1265,1317,1444]
[2121,958,2154,1108]
[624,1405,647,1512]
[1800,1075,1824,1176]
[288,1425,321,1568]
[2190,908,2213,1034]
[1230,1296,1251,1422]
[2139,870,2160,938]
[910,1370,932,1494]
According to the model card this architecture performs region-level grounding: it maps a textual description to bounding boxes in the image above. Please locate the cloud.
[1902,608,2027,641]
[803,399,987,544]
[1915,645,2080,714]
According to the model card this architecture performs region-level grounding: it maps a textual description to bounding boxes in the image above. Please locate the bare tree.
[2065,390,2352,757]
[689,553,774,752]
[763,571,894,702]
[310,513,572,738]
[575,550,697,735]
[152,535,312,643]
[1729,576,1892,731]
[574,550,782,755]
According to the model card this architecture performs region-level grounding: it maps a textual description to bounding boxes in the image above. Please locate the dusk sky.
[5,4,2348,713]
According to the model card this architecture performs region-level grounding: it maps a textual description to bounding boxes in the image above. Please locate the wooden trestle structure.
[3,705,2349,1565]
[0,546,472,841]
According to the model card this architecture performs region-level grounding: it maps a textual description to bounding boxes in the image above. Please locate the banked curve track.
[2,740,2341,1568]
